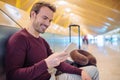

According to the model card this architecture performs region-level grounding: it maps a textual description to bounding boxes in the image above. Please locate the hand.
[45,51,69,69]
[81,70,92,80]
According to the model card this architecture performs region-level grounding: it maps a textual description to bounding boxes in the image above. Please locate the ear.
[30,11,36,19]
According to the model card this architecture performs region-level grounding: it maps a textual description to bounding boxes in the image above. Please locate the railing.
[0,8,23,28]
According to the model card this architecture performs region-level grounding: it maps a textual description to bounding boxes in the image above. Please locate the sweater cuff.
[36,60,48,71]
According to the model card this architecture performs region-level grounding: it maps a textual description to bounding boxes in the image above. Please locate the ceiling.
[0,0,120,36]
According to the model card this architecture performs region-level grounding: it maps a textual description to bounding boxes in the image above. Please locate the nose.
[45,19,50,27]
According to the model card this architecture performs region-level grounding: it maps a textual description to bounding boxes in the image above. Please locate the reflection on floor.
[82,43,120,80]
[52,42,120,80]
[44,33,120,80]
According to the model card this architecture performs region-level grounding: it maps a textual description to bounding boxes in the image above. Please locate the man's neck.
[26,24,40,38]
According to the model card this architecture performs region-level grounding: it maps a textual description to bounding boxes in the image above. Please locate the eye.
[42,16,53,23]
[43,16,48,20]
[49,19,52,23]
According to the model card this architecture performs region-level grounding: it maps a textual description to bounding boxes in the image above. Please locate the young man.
[5,2,99,80]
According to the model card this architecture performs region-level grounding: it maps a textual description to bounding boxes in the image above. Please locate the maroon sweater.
[5,29,82,80]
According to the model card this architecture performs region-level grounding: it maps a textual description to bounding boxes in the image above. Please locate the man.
[5,2,99,80]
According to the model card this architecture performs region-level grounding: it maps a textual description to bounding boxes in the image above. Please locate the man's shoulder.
[7,29,29,47]
[10,29,28,40]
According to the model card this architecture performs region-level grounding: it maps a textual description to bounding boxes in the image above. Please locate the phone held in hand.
[64,42,77,54]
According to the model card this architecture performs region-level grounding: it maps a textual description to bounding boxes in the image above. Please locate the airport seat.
[0,25,19,80]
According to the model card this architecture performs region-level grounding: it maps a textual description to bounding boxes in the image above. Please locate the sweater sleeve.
[5,34,48,80]
[42,39,82,75]
[56,62,82,75]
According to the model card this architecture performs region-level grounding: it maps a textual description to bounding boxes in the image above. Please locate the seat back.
[0,25,19,80]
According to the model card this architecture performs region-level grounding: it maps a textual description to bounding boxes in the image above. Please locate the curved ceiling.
[1,0,120,36]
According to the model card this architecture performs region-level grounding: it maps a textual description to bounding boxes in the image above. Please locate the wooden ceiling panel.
[0,0,120,35]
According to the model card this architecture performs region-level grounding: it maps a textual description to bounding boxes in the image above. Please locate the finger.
[59,56,68,62]
[61,52,69,57]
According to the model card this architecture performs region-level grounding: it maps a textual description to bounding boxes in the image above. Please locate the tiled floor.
[85,43,120,80]
[54,44,120,80]
[49,38,120,80]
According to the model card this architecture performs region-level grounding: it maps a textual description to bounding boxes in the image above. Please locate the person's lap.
[56,66,99,80]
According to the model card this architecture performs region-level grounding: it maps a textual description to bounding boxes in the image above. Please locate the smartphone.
[64,42,77,54]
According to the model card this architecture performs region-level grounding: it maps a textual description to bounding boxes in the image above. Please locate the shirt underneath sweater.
[5,29,82,80]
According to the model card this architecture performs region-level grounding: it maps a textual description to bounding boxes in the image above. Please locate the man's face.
[32,6,54,34]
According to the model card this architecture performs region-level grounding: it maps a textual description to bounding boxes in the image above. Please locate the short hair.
[30,2,56,17]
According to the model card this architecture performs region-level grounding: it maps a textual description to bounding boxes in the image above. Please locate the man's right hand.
[45,51,69,69]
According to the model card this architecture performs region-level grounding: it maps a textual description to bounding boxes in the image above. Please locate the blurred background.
[0,0,120,80]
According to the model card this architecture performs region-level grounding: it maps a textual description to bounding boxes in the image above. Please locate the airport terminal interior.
[0,0,120,80]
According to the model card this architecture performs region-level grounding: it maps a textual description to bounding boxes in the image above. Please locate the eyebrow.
[44,15,53,21]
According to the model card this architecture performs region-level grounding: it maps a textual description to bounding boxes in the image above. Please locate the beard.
[32,18,48,34]
[34,23,47,34]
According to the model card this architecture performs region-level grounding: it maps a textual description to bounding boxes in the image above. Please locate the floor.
[82,42,120,80]
[52,41,120,80]
[45,35,120,80]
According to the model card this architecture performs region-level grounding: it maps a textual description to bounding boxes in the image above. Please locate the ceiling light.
[56,0,68,5]
[70,13,74,16]
[104,22,111,26]
[107,17,114,21]
[65,8,71,12]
